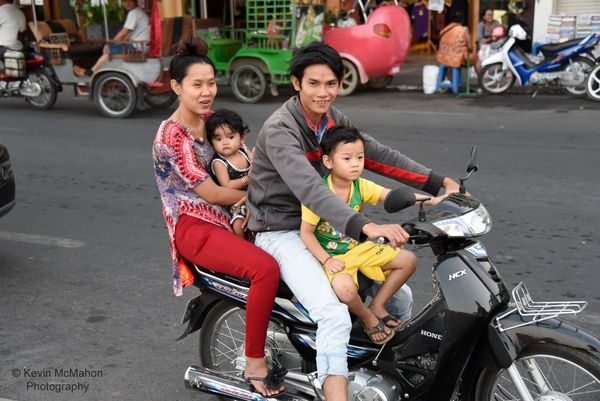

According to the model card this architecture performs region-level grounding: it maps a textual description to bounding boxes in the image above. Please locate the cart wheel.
[367,76,393,89]
[339,59,359,96]
[231,64,267,103]
[93,72,137,118]
[144,91,177,108]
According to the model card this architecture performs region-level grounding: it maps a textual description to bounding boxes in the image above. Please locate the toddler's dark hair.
[206,109,249,143]
[320,126,365,156]
[169,37,215,83]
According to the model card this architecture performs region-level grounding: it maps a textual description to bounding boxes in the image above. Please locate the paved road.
[1,88,599,401]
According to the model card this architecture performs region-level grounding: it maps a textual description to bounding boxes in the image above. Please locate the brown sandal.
[364,320,395,345]
[380,314,405,331]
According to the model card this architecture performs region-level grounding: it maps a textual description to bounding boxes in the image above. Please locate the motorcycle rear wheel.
[25,70,57,110]
[563,56,594,97]
[198,301,303,375]
[479,63,515,94]
[473,343,600,401]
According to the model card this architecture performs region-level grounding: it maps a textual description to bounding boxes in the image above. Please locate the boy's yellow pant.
[325,241,401,287]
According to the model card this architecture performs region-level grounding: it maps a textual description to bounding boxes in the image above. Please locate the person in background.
[74,0,149,77]
[477,8,500,47]
[0,0,26,58]
[437,11,481,74]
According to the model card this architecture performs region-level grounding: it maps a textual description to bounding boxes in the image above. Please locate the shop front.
[532,0,600,46]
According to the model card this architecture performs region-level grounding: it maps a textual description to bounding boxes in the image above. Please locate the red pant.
[175,214,279,358]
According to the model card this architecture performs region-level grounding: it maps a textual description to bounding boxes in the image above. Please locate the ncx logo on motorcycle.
[448,269,467,281]
[178,147,600,401]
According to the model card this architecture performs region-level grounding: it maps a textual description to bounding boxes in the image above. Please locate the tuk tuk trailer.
[199,0,296,103]
[28,0,179,118]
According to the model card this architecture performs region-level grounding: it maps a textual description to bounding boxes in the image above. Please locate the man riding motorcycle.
[0,0,25,59]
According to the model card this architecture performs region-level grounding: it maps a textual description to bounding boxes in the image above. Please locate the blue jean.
[108,43,137,55]
[254,230,413,383]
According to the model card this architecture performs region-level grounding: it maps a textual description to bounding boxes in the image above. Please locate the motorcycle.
[0,44,59,109]
[178,147,600,401]
[479,25,599,97]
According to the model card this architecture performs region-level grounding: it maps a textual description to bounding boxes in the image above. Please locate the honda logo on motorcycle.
[421,330,442,340]
[449,269,467,281]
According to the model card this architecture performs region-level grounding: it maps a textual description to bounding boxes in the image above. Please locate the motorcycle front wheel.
[25,70,57,109]
[198,301,303,375]
[474,343,600,401]
[479,63,515,94]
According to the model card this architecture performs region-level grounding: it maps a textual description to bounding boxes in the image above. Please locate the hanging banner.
[428,0,444,12]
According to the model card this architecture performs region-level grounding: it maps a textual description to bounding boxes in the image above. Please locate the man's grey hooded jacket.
[247,96,445,240]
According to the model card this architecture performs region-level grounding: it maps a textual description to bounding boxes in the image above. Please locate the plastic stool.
[435,65,462,94]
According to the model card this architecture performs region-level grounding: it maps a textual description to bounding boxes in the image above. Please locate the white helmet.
[508,24,527,40]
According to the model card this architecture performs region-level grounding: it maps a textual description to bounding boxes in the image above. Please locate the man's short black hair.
[206,109,249,143]
[289,42,344,86]
[320,126,365,156]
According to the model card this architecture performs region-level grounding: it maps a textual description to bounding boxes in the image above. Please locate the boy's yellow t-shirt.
[301,175,384,255]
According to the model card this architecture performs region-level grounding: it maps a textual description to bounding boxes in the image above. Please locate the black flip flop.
[244,365,287,398]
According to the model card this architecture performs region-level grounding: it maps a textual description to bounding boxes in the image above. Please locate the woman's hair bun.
[175,36,209,57]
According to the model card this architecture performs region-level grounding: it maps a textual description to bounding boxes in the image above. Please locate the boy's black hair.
[206,109,249,143]
[289,42,344,86]
[320,126,365,156]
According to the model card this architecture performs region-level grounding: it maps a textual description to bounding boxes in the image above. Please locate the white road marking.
[0,231,85,248]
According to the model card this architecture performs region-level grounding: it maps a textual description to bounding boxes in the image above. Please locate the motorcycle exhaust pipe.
[184,366,316,401]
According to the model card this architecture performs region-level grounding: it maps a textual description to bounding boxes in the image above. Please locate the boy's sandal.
[380,315,405,331]
[364,320,395,345]
[244,365,287,397]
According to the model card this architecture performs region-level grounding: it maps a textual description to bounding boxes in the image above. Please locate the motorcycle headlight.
[432,204,492,237]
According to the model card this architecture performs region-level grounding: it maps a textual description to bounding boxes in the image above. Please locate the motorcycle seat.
[187,260,373,302]
[189,262,295,299]
[538,38,582,56]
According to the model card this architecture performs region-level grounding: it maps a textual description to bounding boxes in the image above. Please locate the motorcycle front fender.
[488,311,600,368]
[466,306,600,373]
[481,51,505,68]
[176,291,219,341]
[462,308,600,396]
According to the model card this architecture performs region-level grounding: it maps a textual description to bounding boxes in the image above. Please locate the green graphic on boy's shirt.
[314,175,364,256]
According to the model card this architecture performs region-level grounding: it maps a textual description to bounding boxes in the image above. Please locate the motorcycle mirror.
[466,146,478,173]
[460,146,478,194]
[384,187,418,213]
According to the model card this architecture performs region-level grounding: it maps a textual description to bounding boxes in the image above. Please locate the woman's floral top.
[153,118,231,296]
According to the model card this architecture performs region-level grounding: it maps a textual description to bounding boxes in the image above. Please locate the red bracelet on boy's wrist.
[322,256,333,265]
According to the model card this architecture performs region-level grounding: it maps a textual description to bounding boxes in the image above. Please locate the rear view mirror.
[467,146,478,173]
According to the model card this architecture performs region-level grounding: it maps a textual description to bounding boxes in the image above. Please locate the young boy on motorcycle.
[247,42,459,401]
[300,126,444,345]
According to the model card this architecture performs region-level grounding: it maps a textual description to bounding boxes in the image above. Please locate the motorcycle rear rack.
[493,282,587,332]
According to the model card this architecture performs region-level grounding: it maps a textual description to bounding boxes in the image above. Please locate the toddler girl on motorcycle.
[206,109,252,238]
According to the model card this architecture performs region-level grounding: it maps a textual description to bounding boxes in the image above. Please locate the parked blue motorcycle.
[479,25,599,96]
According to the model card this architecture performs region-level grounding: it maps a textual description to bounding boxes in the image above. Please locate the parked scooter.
[178,147,600,401]
[0,45,59,109]
[479,25,599,96]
